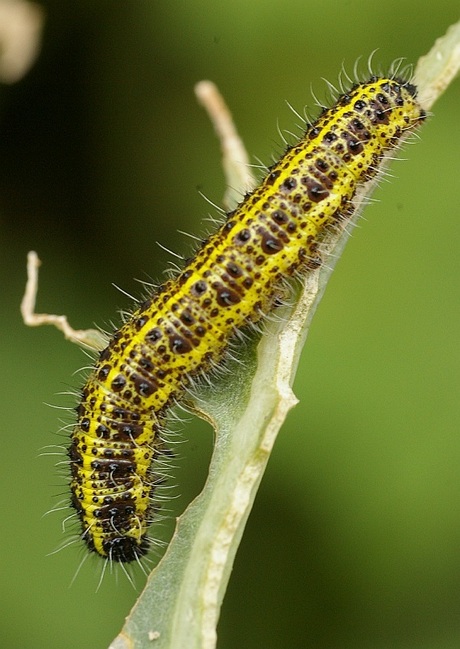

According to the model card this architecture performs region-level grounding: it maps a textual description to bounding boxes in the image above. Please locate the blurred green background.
[1,1,460,648]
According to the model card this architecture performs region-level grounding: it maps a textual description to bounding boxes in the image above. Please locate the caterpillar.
[69,76,426,564]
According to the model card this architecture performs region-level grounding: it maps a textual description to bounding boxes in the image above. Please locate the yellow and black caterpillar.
[70,77,426,563]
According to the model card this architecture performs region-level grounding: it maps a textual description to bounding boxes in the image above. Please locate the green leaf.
[109,19,460,649]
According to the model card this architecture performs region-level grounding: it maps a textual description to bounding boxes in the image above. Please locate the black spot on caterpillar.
[68,76,426,563]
